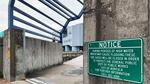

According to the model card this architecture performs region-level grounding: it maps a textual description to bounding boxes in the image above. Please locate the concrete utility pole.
[3,29,25,81]
[84,0,149,84]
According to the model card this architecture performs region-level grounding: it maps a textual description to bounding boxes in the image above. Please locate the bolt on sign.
[88,38,143,83]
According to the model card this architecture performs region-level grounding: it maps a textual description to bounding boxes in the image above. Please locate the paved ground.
[10,55,83,84]
[64,55,83,67]
[0,79,9,84]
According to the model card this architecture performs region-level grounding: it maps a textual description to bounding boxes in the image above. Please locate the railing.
[8,0,83,43]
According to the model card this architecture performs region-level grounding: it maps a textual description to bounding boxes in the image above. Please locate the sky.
[0,0,8,32]
[0,0,83,33]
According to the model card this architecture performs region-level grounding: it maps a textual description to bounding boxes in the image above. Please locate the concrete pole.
[84,0,149,84]
[3,29,25,81]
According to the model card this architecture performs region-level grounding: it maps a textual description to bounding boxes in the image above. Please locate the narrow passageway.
[11,55,83,84]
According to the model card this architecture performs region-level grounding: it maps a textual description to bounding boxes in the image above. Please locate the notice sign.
[88,38,143,83]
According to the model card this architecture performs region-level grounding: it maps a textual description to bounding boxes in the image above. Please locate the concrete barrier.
[25,37,63,72]
[3,29,63,81]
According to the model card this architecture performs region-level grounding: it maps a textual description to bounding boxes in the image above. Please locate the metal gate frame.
[8,0,83,43]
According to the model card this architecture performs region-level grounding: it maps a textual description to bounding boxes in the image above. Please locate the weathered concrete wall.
[25,37,63,72]
[3,29,25,81]
[3,29,63,81]
[84,0,149,84]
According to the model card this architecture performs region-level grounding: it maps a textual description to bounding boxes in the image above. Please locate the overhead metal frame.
[8,0,83,43]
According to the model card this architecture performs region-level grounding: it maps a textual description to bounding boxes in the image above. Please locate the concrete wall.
[25,37,63,72]
[3,29,63,81]
[84,0,149,84]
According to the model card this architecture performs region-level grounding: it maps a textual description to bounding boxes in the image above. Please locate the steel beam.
[13,25,60,41]
[77,0,83,5]
[19,0,64,27]
[14,7,60,34]
[13,16,60,38]
[40,0,69,20]
[52,0,78,17]
[8,0,15,28]
[46,0,72,18]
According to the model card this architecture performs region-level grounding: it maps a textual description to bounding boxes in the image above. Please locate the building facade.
[62,23,83,52]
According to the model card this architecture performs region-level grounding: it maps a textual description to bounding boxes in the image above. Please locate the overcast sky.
[0,0,83,32]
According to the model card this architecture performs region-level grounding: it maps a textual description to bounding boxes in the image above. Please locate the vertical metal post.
[78,8,84,17]
[8,0,15,28]
[59,33,63,43]
[61,20,70,33]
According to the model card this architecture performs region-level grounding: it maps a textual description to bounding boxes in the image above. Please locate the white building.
[62,23,83,52]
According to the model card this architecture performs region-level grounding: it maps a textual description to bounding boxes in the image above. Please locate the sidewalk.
[11,55,83,84]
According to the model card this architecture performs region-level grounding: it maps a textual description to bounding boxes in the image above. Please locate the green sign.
[88,38,143,83]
